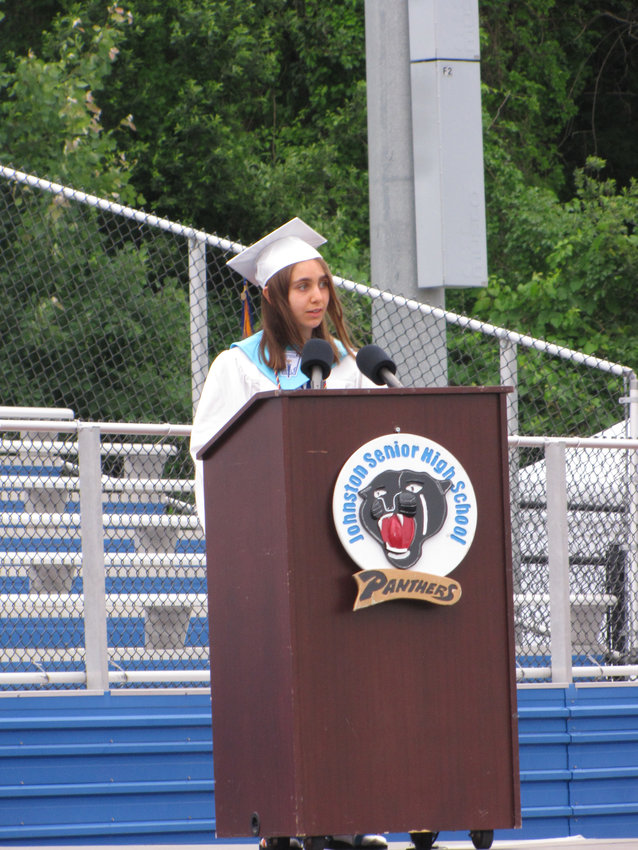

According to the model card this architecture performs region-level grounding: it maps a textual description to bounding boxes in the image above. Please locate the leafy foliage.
[0,191,190,421]
[0,3,139,203]
[0,0,636,431]
[0,4,189,421]
[478,0,638,193]
[83,0,370,267]
[461,157,638,365]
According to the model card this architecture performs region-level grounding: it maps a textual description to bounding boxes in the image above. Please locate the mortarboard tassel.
[241,280,255,338]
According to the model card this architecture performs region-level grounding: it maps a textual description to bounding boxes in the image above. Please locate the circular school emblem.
[332,433,477,609]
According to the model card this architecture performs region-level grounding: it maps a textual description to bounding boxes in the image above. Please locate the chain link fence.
[0,165,636,690]
[0,415,204,690]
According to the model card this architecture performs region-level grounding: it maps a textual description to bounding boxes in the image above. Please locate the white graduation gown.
[190,337,375,528]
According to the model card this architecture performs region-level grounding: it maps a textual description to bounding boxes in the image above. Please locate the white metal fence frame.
[1,415,638,691]
[1,164,638,691]
[0,414,199,692]
[511,433,638,683]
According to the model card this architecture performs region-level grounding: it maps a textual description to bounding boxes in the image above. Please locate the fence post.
[189,237,208,416]
[499,338,518,435]
[545,441,573,684]
[78,423,109,692]
[625,373,638,654]
[500,338,520,593]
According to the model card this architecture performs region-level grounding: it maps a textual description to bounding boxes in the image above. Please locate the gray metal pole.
[78,423,109,693]
[500,338,521,593]
[546,441,573,685]
[365,0,447,386]
[189,238,208,416]
[627,373,638,652]
[365,0,417,299]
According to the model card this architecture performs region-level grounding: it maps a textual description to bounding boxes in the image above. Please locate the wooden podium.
[199,387,520,841]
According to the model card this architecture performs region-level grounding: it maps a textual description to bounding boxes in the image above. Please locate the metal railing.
[1,165,637,690]
[0,414,203,692]
[511,434,638,683]
[1,414,638,691]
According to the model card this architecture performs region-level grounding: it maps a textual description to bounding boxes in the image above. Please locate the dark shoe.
[327,836,387,849]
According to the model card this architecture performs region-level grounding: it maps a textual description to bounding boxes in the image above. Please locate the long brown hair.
[258,257,355,372]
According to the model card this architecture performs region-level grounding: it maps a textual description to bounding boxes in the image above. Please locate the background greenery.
[0,0,636,425]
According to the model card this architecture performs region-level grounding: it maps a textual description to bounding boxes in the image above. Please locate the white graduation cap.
[227,217,327,288]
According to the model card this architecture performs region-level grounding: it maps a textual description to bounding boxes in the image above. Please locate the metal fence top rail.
[2,163,634,383]
[0,419,192,436]
[3,422,638,447]
[334,273,636,379]
[0,406,75,420]
[509,434,638,449]
[0,164,240,253]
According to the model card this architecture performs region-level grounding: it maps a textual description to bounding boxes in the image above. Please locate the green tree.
[0,4,190,421]
[0,195,190,421]
[18,0,371,272]
[473,158,638,363]
[0,3,139,203]
[478,0,638,195]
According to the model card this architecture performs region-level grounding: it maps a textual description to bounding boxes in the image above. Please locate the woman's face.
[286,259,331,341]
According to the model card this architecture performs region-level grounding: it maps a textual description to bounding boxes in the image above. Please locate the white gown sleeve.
[190,349,266,529]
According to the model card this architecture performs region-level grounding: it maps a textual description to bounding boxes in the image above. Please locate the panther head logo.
[358,469,453,569]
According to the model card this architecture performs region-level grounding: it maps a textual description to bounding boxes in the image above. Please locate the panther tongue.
[381,513,415,550]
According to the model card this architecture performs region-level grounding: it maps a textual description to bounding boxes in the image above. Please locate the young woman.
[190,219,386,850]
[190,218,376,528]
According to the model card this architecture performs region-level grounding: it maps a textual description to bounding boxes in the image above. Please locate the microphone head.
[356,344,397,385]
[300,338,335,381]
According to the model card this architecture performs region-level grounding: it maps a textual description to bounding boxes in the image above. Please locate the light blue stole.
[232,330,345,390]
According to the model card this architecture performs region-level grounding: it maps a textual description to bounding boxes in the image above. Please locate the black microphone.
[300,339,334,389]
[356,344,403,387]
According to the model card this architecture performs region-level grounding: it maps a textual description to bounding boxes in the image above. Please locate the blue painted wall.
[0,685,637,845]
[514,684,638,841]
[0,692,215,845]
